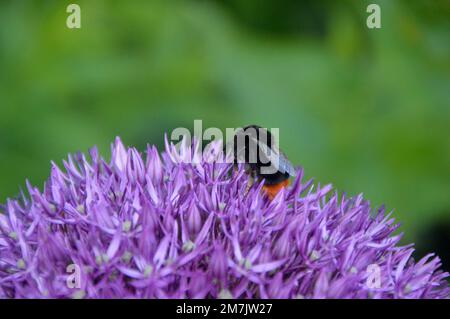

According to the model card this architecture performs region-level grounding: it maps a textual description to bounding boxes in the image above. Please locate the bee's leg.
[245,170,256,195]
[245,176,253,194]
[229,163,238,180]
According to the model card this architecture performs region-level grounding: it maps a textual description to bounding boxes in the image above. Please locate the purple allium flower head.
[0,137,448,299]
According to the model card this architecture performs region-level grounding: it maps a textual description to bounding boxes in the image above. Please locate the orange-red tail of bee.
[262,179,290,200]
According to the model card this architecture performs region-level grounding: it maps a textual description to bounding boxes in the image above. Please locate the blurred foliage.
[0,0,449,251]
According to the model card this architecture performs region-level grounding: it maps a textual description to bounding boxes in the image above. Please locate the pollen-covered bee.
[227,125,296,200]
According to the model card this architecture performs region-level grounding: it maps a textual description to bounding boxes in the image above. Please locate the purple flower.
[0,137,448,299]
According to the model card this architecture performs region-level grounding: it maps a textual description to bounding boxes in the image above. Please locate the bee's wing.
[257,141,296,177]
[276,151,297,176]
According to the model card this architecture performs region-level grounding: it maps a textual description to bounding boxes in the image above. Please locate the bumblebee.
[228,125,296,200]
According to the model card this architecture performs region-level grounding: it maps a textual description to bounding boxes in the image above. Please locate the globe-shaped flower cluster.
[0,137,448,298]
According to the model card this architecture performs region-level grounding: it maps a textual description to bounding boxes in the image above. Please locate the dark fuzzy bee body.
[230,125,296,199]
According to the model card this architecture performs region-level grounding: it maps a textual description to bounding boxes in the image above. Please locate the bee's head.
[232,125,275,172]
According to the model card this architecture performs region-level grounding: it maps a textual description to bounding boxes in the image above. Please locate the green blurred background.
[0,1,449,268]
